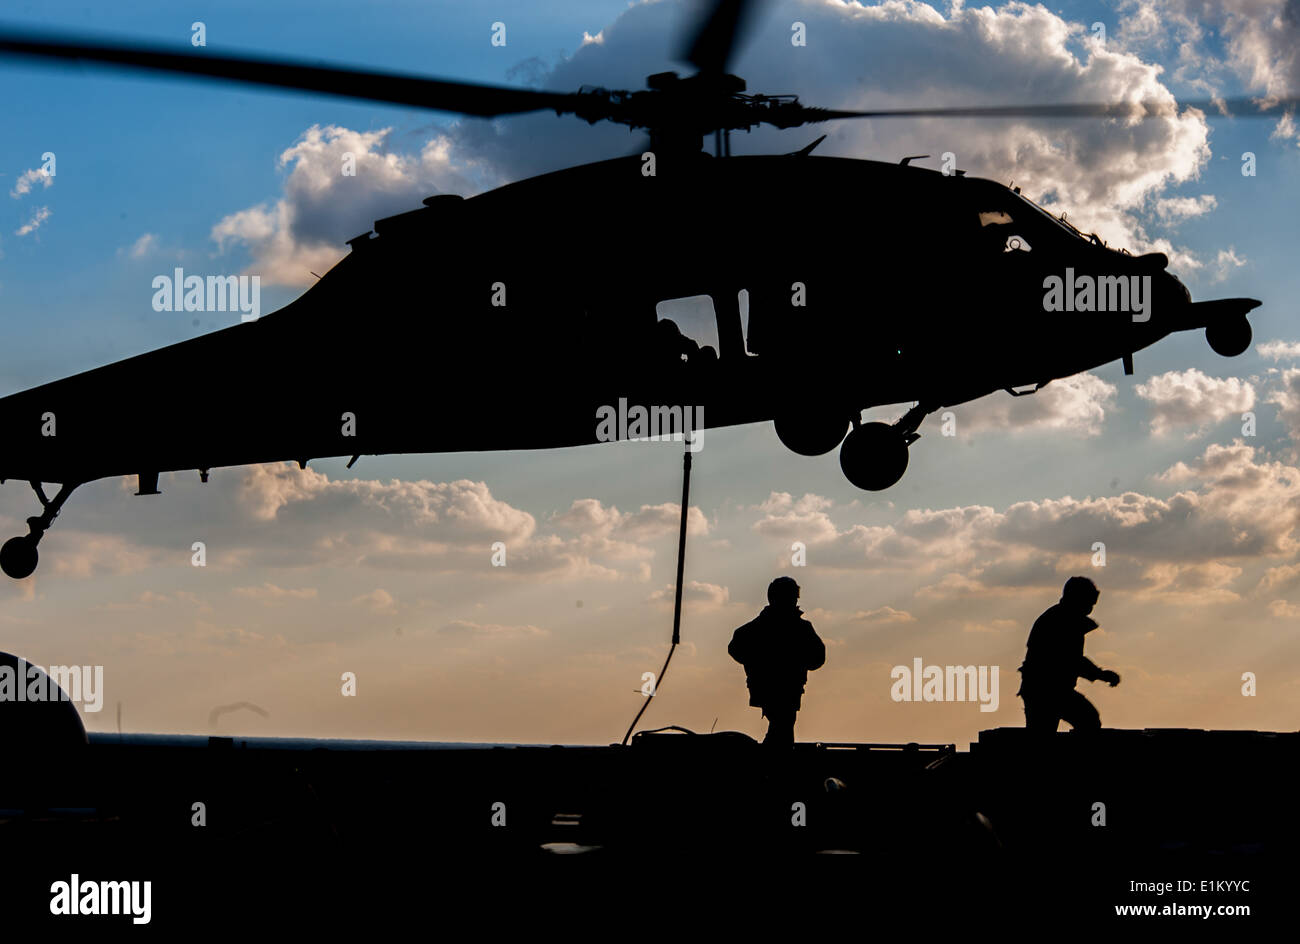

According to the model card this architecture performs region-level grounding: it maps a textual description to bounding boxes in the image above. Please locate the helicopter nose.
[1135,251,1169,271]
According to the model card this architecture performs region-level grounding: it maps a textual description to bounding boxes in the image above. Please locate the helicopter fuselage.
[0,151,1251,488]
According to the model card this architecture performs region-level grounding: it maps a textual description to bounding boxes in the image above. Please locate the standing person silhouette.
[1017,576,1121,734]
[728,577,825,748]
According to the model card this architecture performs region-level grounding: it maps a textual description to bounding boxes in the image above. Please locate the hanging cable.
[621,442,693,746]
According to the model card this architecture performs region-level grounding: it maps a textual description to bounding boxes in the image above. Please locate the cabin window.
[655,296,719,355]
[979,210,1014,226]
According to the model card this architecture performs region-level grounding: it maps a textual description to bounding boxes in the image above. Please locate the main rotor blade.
[682,0,758,74]
[0,28,578,117]
[808,95,1300,122]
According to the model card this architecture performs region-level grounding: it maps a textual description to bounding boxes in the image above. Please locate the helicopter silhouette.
[0,0,1283,580]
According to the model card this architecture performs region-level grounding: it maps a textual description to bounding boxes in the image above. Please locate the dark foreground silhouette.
[728,577,826,746]
[0,651,87,752]
[1018,576,1121,733]
[0,646,1290,926]
[0,719,1292,928]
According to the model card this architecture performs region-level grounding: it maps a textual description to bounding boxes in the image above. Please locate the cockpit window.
[1008,191,1088,239]
[977,208,1031,252]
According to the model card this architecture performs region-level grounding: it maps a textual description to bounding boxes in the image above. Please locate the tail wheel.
[839,422,909,490]
[0,536,39,580]
[1206,316,1252,357]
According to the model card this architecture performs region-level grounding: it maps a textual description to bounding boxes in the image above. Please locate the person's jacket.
[728,605,825,707]
[1017,601,1103,694]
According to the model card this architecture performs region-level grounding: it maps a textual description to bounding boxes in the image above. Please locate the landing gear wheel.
[839,422,909,490]
[0,480,80,580]
[0,536,38,579]
[774,412,850,457]
[1206,316,1252,357]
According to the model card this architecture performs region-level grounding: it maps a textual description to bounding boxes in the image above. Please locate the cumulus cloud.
[1119,1,1300,98]
[755,492,832,515]
[1266,367,1300,444]
[439,619,548,637]
[1257,339,1300,361]
[49,533,159,578]
[211,126,494,286]
[853,605,916,624]
[544,498,705,580]
[207,0,1227,291]
[28,464,683,584]
[351,588,398,613]
[236,465,536,543]
[551,497,708,542]
[1271,109,1298,141]
[226,466,651,577]
[232,582,319,604]
[1151,443,1300,557]
[9,167,52,198]
[124,233,158,259]
[717,0,1213,267]
[962,618,1020,634]
[1154,194,1217,221]
[751,491,840,544]
[1268,599,1300,618]
[1134,560,1243,605]
[997,452,1300,565]
[93,590,178,612]
[1255,561,1300,595]
[458,0,1210,229]
[1196,1,1297,100]
[15,205,50,236]
[761,502,1006,573]
[916,571,1025,599]
[952,373,1117,436]
[648,580,730,608]
[1134,368,1255,436]
[752,442,1300,606]
[1210,247,1247,282]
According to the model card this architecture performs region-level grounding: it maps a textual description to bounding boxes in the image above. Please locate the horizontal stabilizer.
[1186,297,1262,324]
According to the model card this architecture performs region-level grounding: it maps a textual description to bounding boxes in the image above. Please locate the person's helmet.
[768,576,800,607]
[1062,575,1099,606]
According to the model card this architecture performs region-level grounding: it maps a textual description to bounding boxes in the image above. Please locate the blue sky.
[2,0,1300,746]
[0,0,637,386]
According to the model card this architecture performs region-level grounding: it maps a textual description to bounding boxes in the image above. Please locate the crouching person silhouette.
[1017,576,1121,735]
[728,577,825,748]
